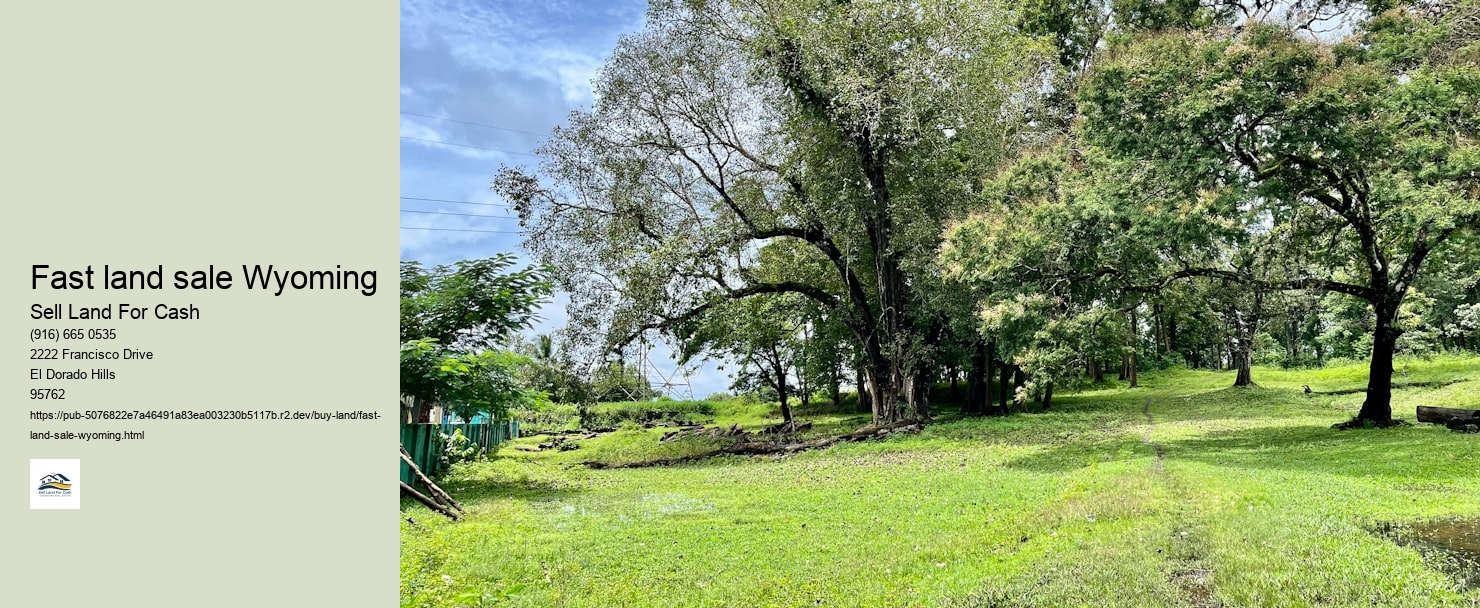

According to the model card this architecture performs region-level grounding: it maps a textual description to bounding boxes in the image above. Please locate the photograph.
[396,0,1480,606]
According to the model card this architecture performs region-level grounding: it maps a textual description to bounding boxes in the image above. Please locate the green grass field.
[401,356,1480,607]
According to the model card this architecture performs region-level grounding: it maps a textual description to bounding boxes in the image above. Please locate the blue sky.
[399,0,730,399]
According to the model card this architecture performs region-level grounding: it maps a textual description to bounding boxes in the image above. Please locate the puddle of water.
[534,493,716,529]
[1375,518,1480,591]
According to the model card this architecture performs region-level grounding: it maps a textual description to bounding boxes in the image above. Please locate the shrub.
[516,403,579,434]
[438,428,481,467]
[584,400,716,428]
[516,400,721,430]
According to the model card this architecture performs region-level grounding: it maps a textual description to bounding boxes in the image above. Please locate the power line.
[400,111,547,137]
[401,136,540,157]
[400,226,524,234]
[400,209,516,219]
[400,196,512,208]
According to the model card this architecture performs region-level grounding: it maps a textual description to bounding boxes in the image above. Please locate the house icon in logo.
[38,473,72,491]
[30,459,80,509]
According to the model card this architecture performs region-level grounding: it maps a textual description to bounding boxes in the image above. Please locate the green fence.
[399,419,519,486]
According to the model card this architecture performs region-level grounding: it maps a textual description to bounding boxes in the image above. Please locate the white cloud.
[400,0,739,401]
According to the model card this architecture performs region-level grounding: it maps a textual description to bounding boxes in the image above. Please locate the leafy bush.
[515,403,579,434]
[438,428,481,467]
[516,399,722,431]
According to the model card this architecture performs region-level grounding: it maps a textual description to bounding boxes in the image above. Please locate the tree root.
[1331,417,1410,430]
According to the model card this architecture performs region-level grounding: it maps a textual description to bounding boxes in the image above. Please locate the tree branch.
[611,281,843,350]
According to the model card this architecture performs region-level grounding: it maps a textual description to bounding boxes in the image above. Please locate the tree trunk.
[1128,352,1138,388]
[1286,316,1299,368]
[775,362,793,424]
[1154,303,1166,361]
[984,341,996,414]
[400,482,459,520]
[1232,311,1256,387]
[400,446,464,513]
[1167,316,1179,359]
[909,369,932,422]
[1234,346,1253,386]
[798,361,810,409]
[1356,303,1402,425]
[856,366,870,413]
[1012,366,1027,411]
[405,395,420,425]
[864,367,898,424]
[900,316,945,420]
[860,171,911,426]
[999,362,1012,411]
[1128,309,1139,388]
[964,340,988,415]
[841,300,900,425]
[830,366,841,409]
[964,363,981,415]
[1042,381,1054,411]
[950,367,960,403]
[1088,359,1103,384]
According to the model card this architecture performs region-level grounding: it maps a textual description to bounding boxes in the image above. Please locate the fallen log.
[538,436,571,450]
[585,420,922,469]
[400,445,464,513]
[1417,406,1479,428]
[761,420,813,435]
[660,424,720,442]
[400,481,459,520]
[548,427,616,436]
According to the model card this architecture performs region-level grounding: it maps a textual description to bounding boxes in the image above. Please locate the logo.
[37,473,73,493]
[30,459,80,509]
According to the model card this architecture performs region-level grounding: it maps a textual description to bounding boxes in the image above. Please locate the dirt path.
[1144,396,1221,607]
[1143,397,1165,473]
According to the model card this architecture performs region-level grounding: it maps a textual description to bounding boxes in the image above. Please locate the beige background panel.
[1,2,398,606]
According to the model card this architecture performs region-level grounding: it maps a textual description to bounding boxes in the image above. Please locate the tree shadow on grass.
[1159,423,1476,482]
[998,407,1475,477]
[1144,385,1352,424]
[1001,434,1152,473]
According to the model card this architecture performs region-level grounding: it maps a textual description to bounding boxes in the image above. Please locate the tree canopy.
[491,0,1479,429]
[496,0,1051,424]
[399,254,554,423]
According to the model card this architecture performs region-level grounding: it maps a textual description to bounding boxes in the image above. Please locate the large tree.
[1079,3,1480,424]
[495,0,1048,424]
